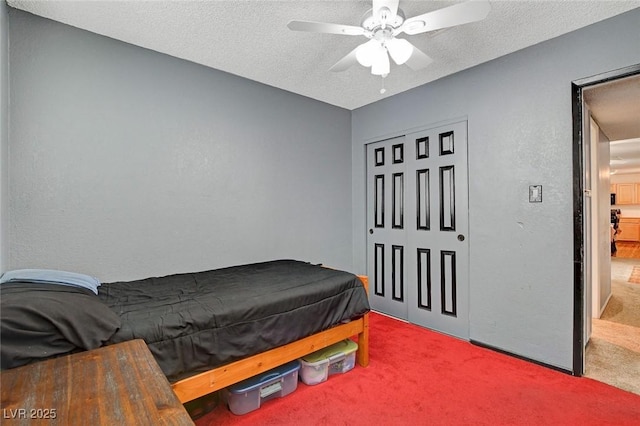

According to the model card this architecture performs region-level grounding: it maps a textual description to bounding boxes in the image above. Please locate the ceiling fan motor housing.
[361,7,406,35]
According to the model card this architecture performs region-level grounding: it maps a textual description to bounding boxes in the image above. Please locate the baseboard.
[370,309,410,323]
[470,340,574,376]
[598,292,613,318]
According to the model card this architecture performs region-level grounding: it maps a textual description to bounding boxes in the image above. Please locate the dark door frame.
[571,63,640,376]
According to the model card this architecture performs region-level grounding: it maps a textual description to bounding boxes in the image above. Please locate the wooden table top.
[1,339,194,426]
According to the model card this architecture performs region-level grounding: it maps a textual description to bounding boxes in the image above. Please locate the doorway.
[572,65,640,393]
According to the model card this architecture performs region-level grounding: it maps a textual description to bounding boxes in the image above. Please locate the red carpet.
[195,313,640,425]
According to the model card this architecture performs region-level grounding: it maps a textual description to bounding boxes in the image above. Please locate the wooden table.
[1,339,194,425]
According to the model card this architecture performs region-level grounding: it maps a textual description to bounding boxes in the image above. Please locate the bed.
[0,260,370,403]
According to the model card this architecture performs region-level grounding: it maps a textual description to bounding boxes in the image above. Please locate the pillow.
[0,269,101,295]
[1,283,121,370]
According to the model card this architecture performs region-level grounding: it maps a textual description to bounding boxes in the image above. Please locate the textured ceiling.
[585,74,640,142]
[7,0,640,110]
[609,138,640,175]
[585,75,640,175]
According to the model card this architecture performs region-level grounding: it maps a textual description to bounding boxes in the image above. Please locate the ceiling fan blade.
[329,46,361,72]
[401,0,491,35]
[404,44,434,71]
[287,20,365,36]
[373,0,400,21]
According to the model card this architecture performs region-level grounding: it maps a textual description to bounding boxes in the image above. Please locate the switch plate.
[529,185,542,203]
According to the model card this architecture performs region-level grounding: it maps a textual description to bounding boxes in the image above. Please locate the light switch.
[529,185,542,203]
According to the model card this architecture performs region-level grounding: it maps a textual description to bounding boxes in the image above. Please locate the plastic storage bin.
[299,339,358,385]
[223,360,300,415]
[183,391,219,420]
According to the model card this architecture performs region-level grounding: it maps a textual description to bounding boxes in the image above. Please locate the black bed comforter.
[98,260,370,382]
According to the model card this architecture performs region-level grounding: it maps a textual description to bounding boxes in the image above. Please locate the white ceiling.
[585,74,640,142]
[584,75,640,175]
[7,0,640,110]
[610,138,640,176]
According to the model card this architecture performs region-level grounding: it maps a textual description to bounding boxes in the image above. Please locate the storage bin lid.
[227,360,300,394]
[301,339,358,364]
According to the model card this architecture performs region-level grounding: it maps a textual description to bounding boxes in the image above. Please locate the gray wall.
[8,9,353,282]
[1,1,8,274]
[352,9,640,370]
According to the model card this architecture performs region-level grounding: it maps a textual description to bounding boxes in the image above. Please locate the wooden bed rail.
[172,274,370,404]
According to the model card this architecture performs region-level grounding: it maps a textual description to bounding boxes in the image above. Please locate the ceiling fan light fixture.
[386,38,413,65]
[371,49,390,76]
[356,39,380,67]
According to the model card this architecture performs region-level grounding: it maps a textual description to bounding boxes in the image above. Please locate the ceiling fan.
[288,0,491,78]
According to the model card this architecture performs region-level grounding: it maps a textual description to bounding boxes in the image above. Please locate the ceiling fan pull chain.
[380,76,387,94]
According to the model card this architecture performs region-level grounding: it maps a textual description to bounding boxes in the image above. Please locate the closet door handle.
[457,234,465,242]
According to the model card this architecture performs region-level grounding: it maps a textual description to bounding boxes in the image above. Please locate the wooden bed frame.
[172,275,370,403]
